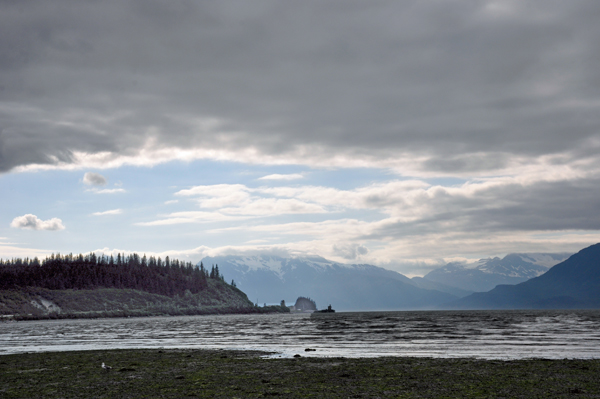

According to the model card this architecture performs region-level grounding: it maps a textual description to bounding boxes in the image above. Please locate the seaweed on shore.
[1,349,599,398]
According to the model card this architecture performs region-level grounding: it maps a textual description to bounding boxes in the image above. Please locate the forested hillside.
[0,253,288,320]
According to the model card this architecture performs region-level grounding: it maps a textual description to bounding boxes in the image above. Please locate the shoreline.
[0,306,289,323]
[3,344,600,361]
[1,348,599,397]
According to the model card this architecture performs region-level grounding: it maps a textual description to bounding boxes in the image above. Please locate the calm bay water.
[1,310,599,359]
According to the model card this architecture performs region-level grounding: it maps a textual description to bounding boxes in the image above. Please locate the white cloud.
[82,173,125,194]
[220,198,325,216]
[169,183,326,220]
[260,180,430,212]
[332,243,369,260]
[258,173,304,181]
[83,172,107,186]
[92,209,122,216]
[91,188,126,194]
[176,184,249,198]
[137,211,243,226]
[244,239,271,244]
[10,214,65,231]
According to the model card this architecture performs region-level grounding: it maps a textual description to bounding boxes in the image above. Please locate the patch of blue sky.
[1,170,78,218]
[143,159,310,188]
[124,223,250,255]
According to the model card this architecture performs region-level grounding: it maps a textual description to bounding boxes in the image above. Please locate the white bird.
[102,362,112,371]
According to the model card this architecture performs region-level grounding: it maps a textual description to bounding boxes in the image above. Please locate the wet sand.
[1,348,599,398]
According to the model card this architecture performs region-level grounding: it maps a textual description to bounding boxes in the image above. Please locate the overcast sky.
[2,1,600,276]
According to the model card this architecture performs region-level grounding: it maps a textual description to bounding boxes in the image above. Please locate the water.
[1,310,600,359]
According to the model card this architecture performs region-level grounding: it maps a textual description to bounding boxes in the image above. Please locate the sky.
[2,1,600,276]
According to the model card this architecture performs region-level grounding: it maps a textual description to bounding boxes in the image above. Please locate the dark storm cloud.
[1,0,600,172]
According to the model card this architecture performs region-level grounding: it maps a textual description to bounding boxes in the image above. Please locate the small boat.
[316,304,335,313]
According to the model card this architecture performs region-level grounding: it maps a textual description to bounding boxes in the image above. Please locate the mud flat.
[1,349,599,398]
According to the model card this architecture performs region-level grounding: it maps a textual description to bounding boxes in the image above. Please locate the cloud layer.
[165,173,600,235]
[1,1,599,177]
[135,170,600,270]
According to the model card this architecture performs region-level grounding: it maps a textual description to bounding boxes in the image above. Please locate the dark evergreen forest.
[0,253,224,297]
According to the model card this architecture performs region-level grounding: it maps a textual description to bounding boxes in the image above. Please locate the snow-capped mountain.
[448,244,600,309]
[198,255,457,311]
[423,253,571,292]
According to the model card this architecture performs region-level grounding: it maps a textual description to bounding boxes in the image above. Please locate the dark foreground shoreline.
[1,349,599,398]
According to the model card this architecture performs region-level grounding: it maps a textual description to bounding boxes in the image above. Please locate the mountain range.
[421,253,570,292]
[200,246,597,311]
[199,256,456,311]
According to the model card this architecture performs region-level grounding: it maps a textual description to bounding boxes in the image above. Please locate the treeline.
[0,253,225,298]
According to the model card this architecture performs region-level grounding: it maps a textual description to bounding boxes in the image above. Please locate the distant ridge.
[410,277,473,298]
[446,243,600,309]
[423,252,570,292]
